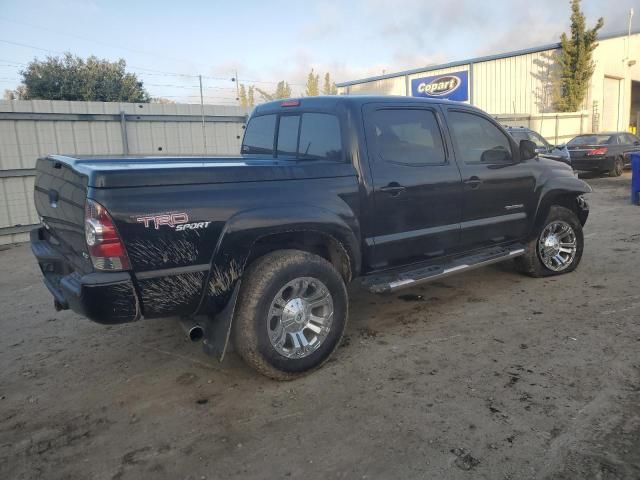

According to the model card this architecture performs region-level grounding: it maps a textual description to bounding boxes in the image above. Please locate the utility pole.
[199,74,207,153]
[234,70,240,105]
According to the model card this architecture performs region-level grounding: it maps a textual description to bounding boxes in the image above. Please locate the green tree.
[15,53,150,102]
[255,81,292,101]
[555,0,603,111]
[322,72,337,95]
[305,69,320,96]
[3,89,17,100]
[238,84,249,107]
[247,85,255,107]
[150,97,176,104]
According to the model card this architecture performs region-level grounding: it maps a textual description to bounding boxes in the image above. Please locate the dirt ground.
[1,172,639,480]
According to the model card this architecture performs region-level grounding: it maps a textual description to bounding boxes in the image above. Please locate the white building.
[337,30,640,138]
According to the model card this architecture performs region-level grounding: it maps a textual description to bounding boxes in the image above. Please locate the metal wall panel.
[472,48,559,115]
[344,76,406,96]
[0,99,249,244]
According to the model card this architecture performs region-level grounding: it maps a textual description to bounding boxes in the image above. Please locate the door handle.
[464,177,483,189]
[380,183,406,196]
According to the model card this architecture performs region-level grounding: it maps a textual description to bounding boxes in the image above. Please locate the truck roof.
[253,95,476,115]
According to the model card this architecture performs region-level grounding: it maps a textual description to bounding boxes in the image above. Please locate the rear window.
[298,113,342,160]
[277,115,300,156]
[242,112,343,161]
[242,114,276,155]
[568,135,612,146]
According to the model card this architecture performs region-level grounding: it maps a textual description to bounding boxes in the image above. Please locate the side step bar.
[363,245,526,294]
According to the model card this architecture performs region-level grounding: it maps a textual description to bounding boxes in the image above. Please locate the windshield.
[509,131,529,143]
[568,135,611,146]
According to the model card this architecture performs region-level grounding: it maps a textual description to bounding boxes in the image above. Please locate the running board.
[363,245,526,294]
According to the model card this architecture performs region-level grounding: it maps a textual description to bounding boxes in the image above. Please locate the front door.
[363,104,463,269]
[443,107,536,251]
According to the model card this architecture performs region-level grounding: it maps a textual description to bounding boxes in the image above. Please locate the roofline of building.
[336,28,640,88]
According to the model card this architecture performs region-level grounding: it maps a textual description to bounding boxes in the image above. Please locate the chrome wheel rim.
[538,220,577,272]
[267,276,334,359]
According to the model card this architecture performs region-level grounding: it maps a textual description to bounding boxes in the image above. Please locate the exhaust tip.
[188,326,204,342]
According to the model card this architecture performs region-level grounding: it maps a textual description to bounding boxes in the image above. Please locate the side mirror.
[480,148,511,163]
[520,139,537,160]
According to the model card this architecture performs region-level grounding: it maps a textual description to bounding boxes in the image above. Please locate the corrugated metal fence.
[495,111,588,144]
[0,100,249,244]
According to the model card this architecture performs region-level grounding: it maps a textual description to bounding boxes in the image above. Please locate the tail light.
[84,199,130,271]
[587,147,608,156]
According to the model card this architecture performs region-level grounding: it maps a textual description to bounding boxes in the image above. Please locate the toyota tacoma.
[31,96,591,379]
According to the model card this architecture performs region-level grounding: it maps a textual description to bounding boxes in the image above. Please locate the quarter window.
[448,111,513,164]
[369,109,446,165]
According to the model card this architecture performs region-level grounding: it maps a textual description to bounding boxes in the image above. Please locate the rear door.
[443,107,536,251]
[363,103,463,269]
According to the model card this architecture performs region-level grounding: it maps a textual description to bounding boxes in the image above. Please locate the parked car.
[567,132,640,176]
[31,96,591,379]
[506,126,571,165]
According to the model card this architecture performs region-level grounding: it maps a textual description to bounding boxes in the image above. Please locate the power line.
[0,16,202,69]
[0,38,306,90]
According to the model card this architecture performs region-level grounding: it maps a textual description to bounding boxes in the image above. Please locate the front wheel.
[232,250,348,380]
[515,206,584,277]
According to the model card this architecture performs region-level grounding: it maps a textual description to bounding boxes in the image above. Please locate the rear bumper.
[31,228,140,324]
[571,156,612,172]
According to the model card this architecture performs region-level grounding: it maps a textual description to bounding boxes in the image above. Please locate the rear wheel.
[609,156,624,177]
[232,249,348,380]
[515,206,583,277]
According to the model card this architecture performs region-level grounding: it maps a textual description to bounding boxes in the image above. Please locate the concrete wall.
[589,34,640,131]
[0,100,248,244]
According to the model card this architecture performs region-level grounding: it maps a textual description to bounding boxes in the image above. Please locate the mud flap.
[202,280,241,362]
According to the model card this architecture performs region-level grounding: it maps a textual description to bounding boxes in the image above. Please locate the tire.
[515,206,584,277]
[609,156,624,177]
[232,249,348,380]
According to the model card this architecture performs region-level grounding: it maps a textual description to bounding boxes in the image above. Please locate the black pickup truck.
[31,96,591,379]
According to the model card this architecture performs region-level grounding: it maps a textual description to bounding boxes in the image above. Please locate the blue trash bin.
[632,153,640,205]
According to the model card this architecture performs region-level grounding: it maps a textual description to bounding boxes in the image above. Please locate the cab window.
[368,108,446,165]
[448,111,513,164]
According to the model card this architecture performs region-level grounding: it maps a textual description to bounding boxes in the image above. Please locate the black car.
[568,132,640,177]
[506,126,571,165]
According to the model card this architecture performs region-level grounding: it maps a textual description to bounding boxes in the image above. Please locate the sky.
[0,0,636,104]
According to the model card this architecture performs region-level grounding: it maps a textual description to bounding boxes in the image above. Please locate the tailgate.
[34,157,92,273]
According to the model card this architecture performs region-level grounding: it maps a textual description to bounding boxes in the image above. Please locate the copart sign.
[411,71,469,101]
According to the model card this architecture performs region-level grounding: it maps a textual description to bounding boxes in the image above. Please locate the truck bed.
[44,155,355,188]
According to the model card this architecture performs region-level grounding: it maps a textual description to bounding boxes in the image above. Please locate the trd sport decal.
[136,212,211,231]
